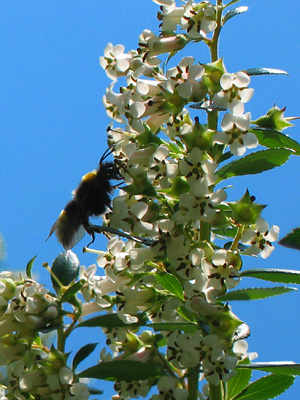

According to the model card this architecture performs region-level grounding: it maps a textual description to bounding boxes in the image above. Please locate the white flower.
[173,181,227,224]
[152,376,188,400]
[213,72,254,115]
[100,43,133,80]
[181,1,217,38]
[179,147,218,185]
[163,57,204,99]
[202,250,240,291]
[241,217,279,258]
[214,112,258,156]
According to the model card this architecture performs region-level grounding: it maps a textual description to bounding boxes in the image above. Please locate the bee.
[47,148,121,250]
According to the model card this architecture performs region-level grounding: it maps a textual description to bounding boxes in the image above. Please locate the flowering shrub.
[1,1,300,399]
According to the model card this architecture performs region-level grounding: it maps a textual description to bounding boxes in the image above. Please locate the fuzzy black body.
[48,159,121,250]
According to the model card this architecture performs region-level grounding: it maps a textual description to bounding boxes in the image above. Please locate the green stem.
[187,368,199,400]
[209,382,224,400]
[210,0,223,62]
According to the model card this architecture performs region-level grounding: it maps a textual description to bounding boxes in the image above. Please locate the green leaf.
[148,322,197,333]
[216,148,292,181]
[218,286,296,301]
[279,227,300,250]
[238,362,300,376]
[240,269,300,284]
[233,373,295,400]
[26,255,37,279]
[225,0,242,6]
[60,280,84,303]
[72,343,98,371]
[78,360,162,381]
[226,366,252,400]
[77,313,147,329]
[243,68,288,76]
[223,6,248,24]
[156,272,184,300]
[251,128,300,155]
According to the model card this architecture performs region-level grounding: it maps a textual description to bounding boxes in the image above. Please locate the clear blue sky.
[1,1,300,398]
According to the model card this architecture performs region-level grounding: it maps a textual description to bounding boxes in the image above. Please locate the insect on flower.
[47,147,122,250]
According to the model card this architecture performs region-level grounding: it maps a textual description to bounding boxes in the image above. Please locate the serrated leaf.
[243,68,288,76]
[240,269,300,284]
[72,343,98,371]
[251,127,300,155]
[148,322,197,333]
[26,255,37,279]
[226,367,252,400]
[238,362,300,376]
[156,272,184,300]
[233,373,294,400]
[216,148,292,181]
[223,6,248,23]
[78,360,162,381]
[218,286,296,301]
[77,313,147,329]
[279,227,300,250]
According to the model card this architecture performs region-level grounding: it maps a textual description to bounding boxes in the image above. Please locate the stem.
[210,0,223,62]
[209,382,224,400]
[187,368,199,400]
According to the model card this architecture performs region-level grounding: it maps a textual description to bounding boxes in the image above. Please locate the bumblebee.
[48,148,121,250]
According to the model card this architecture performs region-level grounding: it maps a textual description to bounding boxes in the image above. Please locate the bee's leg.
[83,219,95,248]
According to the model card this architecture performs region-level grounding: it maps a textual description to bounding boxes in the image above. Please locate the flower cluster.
[0,273,90,399]
[76,1,283,395]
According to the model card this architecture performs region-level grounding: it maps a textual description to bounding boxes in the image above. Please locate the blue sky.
[1,1,300,398]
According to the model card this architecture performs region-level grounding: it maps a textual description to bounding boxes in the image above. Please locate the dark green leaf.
[156,272,184,300]
[240,269,300,284]
[226,366,252,400]
[73,343,98,371]
[217,149,292,181]
[77,313,147,329]
[243,68,288,76]
[78,360,163,381]
[238,362,300,375]
[60,280,84,303]
[233,373,294,400]
[218,286,296,301]
[279,227,300,250]
[148,322,197,333]
[26,255,37,279]
[223,6,248,23]
[251,127,300,155]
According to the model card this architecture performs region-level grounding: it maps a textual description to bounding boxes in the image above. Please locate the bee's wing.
[47,207,86,250]
[62,224,86,250]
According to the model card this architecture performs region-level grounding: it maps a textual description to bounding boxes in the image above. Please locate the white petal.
[221,113,234,131]
[243,132,258,148]
[235,71,250,88]
[240,88,254,103]
[178,80,193,99]
[231,141,246,156]
[220,73,234,90]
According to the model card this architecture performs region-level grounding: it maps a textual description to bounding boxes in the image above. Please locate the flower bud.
[228,189,266,225]
[252,106,294,132]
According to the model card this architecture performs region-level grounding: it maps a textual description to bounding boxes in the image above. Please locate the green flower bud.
[206,304,243,342]
[227,189,266,225]
[201,58,226,93]
[252,106,294,132]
